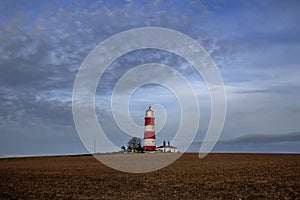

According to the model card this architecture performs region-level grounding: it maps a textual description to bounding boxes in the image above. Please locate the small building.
[156,141,178,153]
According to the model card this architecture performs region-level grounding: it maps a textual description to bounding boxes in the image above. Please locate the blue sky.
[0,0,300,157]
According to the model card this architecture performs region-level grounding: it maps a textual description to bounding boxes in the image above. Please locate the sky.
[0,0,300,157]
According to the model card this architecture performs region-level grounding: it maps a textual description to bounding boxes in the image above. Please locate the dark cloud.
[190,132,300,153]
[222,132,300,145]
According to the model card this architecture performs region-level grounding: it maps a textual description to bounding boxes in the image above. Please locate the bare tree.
[127,137,142,152]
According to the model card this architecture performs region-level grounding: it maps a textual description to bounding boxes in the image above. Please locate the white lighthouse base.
[144,138,156,151]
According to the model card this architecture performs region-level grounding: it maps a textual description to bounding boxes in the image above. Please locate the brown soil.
[0,153,299,199]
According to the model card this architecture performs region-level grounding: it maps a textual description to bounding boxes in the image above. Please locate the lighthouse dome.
[146,106,153,118]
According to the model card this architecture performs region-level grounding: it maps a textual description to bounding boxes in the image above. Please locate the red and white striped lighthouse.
[143,106,156,151]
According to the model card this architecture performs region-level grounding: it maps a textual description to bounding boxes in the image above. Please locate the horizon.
[2,151,300,160]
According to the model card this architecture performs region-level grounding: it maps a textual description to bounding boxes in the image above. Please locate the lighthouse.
[143,106,156,151]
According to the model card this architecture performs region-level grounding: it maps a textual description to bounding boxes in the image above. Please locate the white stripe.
[146,111,153,118]
[144,138,156,146]
[144,125,155,132]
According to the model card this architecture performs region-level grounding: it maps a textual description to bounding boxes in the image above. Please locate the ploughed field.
[0,153,299,199]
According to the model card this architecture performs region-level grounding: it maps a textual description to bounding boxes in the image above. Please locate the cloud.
[218,132,300,153]
[222,132,300,144]
[190,132,300,153]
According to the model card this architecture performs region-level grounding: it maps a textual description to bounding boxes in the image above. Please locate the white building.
[156,141,178,153]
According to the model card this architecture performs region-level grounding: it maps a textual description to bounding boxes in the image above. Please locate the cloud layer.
[189,132,300,153]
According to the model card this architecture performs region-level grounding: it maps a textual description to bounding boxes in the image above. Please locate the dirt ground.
[0,153,299,199]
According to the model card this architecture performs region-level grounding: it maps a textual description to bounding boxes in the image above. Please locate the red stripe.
[144,131,155,139]
[143,146,156,151]
[144,118,155,126]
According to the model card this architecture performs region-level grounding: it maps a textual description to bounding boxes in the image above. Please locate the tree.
[135,142,144,153]
[121,145,126,151]
[127,137,142,152]
[127,146,132,152]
